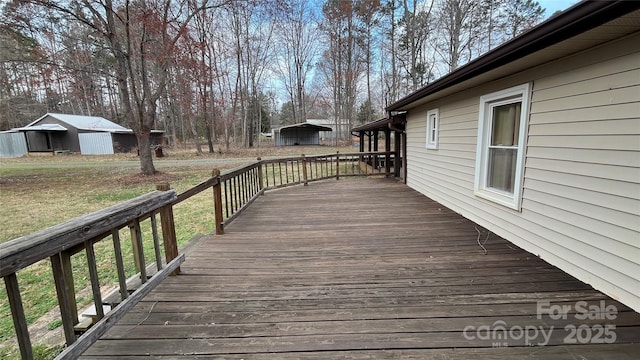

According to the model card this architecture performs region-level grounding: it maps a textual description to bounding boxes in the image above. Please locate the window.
[474,83,530,210]
[426,108,439,149]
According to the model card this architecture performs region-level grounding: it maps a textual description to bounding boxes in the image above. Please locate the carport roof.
[275,123,333,132]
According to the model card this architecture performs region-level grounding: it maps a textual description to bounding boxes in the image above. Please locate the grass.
[0,144,355,359]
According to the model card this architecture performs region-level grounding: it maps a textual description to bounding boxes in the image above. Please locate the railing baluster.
[284,161,289,184]
[325,156,328,178]
[234,176,239,213]
[85,240,104,320]
[278,162,283,185]
[4,273,33,359]
[315,157,319,179]
[271,163,276,186]
[253,167,258,194]
[330,155,334,177]
[233,176,237,213]
[151,213,163,271]
[301,154,308,185]
[112,229,128,300]
[224,180,230,218]
[242,171,247,204]
[129,220,147,283]
[239,173,244,205]
[245,170,250,201]
[51,251,78,345]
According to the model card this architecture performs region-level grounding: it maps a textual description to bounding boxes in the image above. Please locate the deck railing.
[0,151,394,359]
[0,191,184,359]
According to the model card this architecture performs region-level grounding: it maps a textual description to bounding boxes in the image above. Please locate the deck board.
[81,178,640,358]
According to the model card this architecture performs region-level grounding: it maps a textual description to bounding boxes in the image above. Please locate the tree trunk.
[137,131,156,175]
[206,122,214,153]
[191,118,203,155]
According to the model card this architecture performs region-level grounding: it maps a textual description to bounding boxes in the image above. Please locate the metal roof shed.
[15,113,164,155]
[273,123,333,146]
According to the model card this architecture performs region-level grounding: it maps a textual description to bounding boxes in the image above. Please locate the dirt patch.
[114,171,178,186]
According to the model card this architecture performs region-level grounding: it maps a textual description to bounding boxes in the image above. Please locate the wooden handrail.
[0,191,176,278]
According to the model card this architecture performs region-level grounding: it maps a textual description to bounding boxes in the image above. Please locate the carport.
[273,123,332,146]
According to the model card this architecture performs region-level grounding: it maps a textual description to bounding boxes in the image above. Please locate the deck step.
[73,317,94,334]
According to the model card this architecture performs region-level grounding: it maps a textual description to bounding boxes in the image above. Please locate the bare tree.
[434,0,480,73]
[398,0,434,90]
[355,0,381,123]
[320,0,365,143]
[502,0,545,39]
[274,0,320,124]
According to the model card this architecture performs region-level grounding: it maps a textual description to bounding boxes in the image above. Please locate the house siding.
[405,33,640,311]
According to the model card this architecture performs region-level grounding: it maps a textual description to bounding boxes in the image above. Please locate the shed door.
[78,133,114,155]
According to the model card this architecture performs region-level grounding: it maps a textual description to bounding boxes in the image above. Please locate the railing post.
[301,154,308,186]
[156,183,180,275]
[212,169,225,235]
[257,157,264,191]
[4,273,33,359]
[336,151,340,180]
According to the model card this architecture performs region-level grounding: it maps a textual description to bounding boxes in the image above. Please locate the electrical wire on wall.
[475,224,491,255]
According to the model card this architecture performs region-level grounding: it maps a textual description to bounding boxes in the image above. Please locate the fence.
[0,151,395,359]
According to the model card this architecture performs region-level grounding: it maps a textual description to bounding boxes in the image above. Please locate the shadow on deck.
[81,178,640,358]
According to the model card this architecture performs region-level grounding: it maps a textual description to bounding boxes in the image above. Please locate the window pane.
[487,148,517,193]
[491,102,521,146]
[429,114,436,142]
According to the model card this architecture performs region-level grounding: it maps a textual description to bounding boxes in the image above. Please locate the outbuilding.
[14,113,164,155]
[273,122,332,146]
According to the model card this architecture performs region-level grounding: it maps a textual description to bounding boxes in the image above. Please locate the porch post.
[394,130,401,178]
[402,131,407,184]
[384,128,391,177]
[373,130,379,169]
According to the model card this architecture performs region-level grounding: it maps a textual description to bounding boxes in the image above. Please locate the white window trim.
[426,108,439,149]
[474,83,531,211]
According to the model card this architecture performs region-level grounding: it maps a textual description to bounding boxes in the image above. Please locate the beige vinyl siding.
[405,33,640,311]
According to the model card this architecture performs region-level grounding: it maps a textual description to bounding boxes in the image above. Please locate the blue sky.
[539,0,580,17]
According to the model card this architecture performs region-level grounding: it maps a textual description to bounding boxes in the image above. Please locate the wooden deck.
[81,178,640,359]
